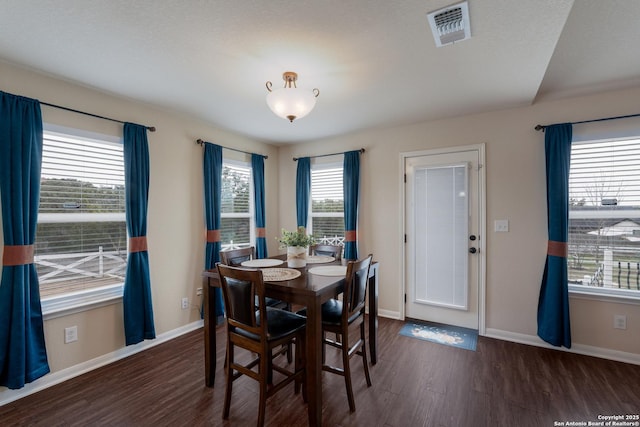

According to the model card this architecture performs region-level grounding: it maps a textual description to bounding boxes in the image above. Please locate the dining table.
[202,254,379,427]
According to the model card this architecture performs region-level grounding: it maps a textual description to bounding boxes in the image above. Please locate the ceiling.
[1,0,640,145]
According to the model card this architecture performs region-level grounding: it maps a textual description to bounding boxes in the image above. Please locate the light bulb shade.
[266,87,318,122]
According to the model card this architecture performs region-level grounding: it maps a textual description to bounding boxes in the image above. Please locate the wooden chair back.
[310,244,342,261]
[220,246,255,267]
[216,264,266,342]
[343,254,373,321]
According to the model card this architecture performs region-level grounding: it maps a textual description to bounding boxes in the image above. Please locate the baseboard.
[485,328,640,366]
[0,320,204,407]
[378,309,402,320]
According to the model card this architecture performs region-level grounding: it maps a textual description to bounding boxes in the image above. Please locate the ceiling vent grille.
[427,1,471,47]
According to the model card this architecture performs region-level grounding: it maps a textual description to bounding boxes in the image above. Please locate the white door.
[404,146,484,330]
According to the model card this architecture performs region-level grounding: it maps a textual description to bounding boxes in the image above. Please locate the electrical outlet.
[64,326,78,343]
[196,288,203,296]
[613,315,627,330]
[494,219,509,232]
[181,297,189,310]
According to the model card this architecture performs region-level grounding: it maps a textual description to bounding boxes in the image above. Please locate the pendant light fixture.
[265,71,319,122]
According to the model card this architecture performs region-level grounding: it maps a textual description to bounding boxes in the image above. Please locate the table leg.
[305,298,322,427]
[368,264,379,365]
[204,277,216,387]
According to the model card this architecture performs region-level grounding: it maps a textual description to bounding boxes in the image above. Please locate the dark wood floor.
[2,317,639,426]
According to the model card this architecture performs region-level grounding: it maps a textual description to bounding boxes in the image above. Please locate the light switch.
[494,219,509,232]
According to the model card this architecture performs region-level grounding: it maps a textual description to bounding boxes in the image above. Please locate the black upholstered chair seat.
[265,297,285,307]
[234,307,307,341]
[297,300,360,326]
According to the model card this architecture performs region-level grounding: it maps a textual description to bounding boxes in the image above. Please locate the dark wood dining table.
[202,255,379,427]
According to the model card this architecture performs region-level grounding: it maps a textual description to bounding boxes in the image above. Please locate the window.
[36,129,127,303]
[220,160,254,249]
[310,163,344,245]
[568,137,640,299]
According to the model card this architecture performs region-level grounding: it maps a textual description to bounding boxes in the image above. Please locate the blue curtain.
[537,123,572,348]
[296,157,311,228]
[0,91,50,389]
[343,150,360,260]
[252,154,268,259]
[122,123,156,346]
[203,142,224,316]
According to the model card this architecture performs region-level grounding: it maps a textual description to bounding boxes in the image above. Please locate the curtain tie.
[2,244,35,266]
[129,236,148,253]
[547,240,567,258]
[256,227,266,238]
[344,230,357,242]
[207,229,221,243]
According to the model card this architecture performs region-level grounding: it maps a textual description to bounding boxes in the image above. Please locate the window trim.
[42,284,124,320]
[568,284,640,306]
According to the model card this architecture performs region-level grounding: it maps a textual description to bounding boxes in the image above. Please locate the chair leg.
[360,322,372,387]
[341,332,356,412]
[223,343,234,419]
[287,343,293,364]
[294,334,307,402]
[258,351,269,427]
[267,348,273,385]
[321,331,326,364]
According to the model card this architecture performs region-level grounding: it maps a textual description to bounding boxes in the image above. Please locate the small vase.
[287,246,308,268]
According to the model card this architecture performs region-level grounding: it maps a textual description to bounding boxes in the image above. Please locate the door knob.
[469,247,477,254]
[469,235,477,241]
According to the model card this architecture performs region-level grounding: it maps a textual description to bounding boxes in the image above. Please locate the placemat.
[261,268,301,282]
[240,258,284,268]
[308,266,347,276]
[306,255,335,264]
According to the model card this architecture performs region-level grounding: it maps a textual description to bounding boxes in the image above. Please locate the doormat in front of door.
[399,321,478,351]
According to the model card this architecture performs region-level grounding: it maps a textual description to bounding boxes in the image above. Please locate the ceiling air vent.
[427,1,471,47]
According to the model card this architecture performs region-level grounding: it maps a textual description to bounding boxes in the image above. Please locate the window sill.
[41,284,124,320]
[569,284,640,306]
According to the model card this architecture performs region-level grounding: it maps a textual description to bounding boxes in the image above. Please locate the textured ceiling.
[1,0,639,144]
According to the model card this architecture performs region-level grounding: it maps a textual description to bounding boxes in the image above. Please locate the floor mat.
[399,320,478,351]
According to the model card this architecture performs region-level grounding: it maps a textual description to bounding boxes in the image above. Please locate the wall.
[277,86,640,360]
[2,58,639,403]
[0,60,280,400]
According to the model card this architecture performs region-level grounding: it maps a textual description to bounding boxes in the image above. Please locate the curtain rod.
[195,139,268,159]
[40,101,155,132]
[534,112,640,131]
[292,148,365,161]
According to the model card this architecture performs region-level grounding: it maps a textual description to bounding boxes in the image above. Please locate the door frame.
[399,143,487,335]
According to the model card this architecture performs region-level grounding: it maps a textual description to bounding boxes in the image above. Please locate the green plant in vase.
[277,227,315,267]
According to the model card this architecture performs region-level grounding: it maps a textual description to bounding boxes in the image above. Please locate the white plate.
[261,268,302,281]
[306,255,335,264]
[240,258,284,268]
[308,266,347,276]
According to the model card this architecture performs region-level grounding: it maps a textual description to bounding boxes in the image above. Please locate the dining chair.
[219,246,255,266]
[309,243,342,261]
[219,246,292,362]
[216,263,307,427]
[298,254,373,412]
[220,247,288,309]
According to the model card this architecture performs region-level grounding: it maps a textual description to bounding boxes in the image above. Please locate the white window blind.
[568,137,640,294]
[36,132,127,298]
[220,161,253,248]
[310,164,344,243]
